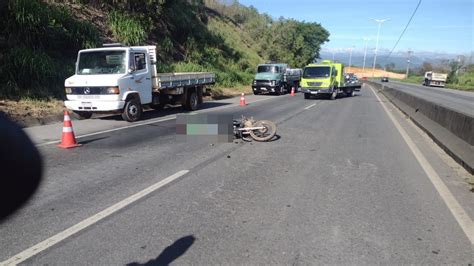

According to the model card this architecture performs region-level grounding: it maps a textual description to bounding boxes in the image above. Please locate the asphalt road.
[373,80,474,117]
[1,85,474,264]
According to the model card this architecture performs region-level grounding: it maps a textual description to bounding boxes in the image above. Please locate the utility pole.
[406,50,412,79]
[348,46,354,73]
[371,18,390,77]
[362,37,370,71]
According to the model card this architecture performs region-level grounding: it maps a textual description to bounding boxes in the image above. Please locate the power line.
[382,0,422,64]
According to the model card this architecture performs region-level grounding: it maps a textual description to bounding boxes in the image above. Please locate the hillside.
[0,0,329,101]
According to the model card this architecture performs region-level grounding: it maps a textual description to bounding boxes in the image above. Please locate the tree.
[447,60,461,84]
[418,61,433,75]
[384,62,395,72]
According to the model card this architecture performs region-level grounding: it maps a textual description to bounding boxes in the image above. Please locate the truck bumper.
[300,87,331,94]
[64,100,125,112]
[252,85,278,94]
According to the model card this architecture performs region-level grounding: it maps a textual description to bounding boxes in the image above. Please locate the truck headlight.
[253,80,257,85]
[65,87,72,94]
[107,86,120,94]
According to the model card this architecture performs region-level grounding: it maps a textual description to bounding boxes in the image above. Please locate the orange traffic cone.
[239,93,246,106]
[290,86,295,96]
[58,111,80,149]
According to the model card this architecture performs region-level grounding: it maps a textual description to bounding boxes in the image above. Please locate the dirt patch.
[346,66,406,79]
[0,99,65,127]
[207,86,253,100]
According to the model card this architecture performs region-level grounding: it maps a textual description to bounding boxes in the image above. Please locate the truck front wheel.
[330,88,337,100]
[122,98,142,122]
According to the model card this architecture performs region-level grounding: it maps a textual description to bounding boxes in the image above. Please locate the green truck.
[300,60,361,100]
[251,63,302,95]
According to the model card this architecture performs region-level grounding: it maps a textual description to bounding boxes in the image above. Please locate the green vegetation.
[0,0,329,100]
[107,10,147,46]
[0,0,100,99]
[446,71,474,91]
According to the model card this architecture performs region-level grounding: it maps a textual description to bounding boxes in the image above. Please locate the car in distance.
[381,77,389,82]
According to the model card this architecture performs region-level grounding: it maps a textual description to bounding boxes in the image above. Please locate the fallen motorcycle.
[233,116,277,142]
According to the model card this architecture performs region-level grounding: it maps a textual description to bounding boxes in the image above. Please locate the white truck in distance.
[423,71,447,87]
[64,44,215,122]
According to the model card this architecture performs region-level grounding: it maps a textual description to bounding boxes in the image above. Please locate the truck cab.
[252,63,288,95]
[300,60,343,100]
[64,45,156,120]
[64,44,215,122]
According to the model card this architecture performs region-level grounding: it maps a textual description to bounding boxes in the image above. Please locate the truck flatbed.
[155,72,215,89]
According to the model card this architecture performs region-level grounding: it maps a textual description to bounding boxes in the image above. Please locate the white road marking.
[304,103,317,110]
[1,170,190,265]
[369,85,474,245]
[35,96,276,147]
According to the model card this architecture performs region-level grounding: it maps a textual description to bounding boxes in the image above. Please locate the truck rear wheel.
[122,98,142,122]
[185,91,199,111]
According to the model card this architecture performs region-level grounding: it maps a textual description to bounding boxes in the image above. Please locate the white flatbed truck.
[64,44,215,121]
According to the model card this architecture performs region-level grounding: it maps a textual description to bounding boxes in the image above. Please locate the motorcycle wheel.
[249,120,277,142]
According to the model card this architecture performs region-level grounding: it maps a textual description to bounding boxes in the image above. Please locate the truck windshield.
[77,50,126,75]
[303,67,330,78]
[257,66,278,73]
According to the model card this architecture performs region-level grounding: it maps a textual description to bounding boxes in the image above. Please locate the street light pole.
[348,46,354,73]
[371,18,390,77]
[406,50,412,79]
[362,37,370,71]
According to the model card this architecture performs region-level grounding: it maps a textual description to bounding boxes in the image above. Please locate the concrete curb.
[366,81,474,178]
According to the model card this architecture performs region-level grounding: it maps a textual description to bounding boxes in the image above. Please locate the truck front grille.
[70,87,108,95]
[307,82,322,86]
[255,80,271,86]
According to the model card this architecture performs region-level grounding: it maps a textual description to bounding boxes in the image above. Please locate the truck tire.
[72,111,92,120]
[185,91,199,111]
[330,90,337,100]
[347,90,354,97]
[304,93,310,99]
[122,98,142,122]
[279,85,285,95]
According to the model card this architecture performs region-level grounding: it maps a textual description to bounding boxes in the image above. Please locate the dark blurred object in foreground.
[0,112,42,220]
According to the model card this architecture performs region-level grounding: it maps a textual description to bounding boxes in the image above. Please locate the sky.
[238,0,473,55]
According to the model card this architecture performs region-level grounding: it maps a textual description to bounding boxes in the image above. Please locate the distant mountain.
[319,49,467,70]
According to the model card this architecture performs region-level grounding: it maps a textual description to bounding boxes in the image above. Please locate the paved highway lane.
[1,87,473,264]
[373,80,474,117]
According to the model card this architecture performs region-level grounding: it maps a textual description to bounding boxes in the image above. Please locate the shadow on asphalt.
[304,94,360,101]
[127,235,196,266]
[97,102,231,122]
[77,136,109,145]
